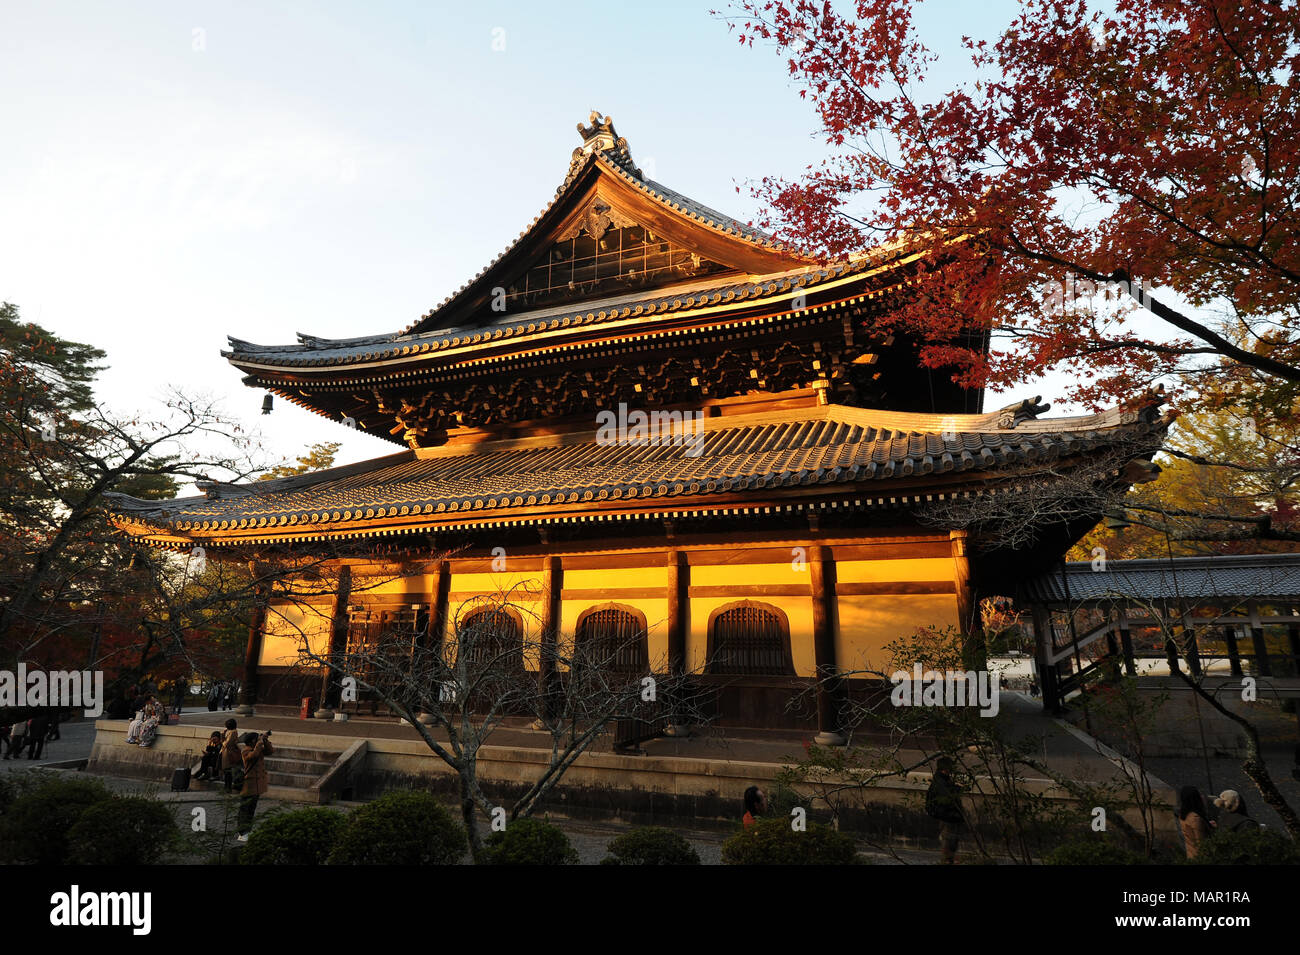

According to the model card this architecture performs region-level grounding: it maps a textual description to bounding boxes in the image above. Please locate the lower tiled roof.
[107,401,1168,545]
[1021,554,1300,603]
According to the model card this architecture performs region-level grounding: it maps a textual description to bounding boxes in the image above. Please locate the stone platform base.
[84,717,1180,848]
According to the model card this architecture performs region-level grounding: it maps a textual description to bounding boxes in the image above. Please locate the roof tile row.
[109,404,1166,540]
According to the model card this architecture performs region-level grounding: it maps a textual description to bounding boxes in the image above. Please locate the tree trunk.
[1174,670,1300,838]
[459,772,483,864]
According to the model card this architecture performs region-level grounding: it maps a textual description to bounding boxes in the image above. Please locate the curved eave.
[109,484,1004,551]
[235,275,916,443]
[109,436,1168,552]
[228,256,918,387]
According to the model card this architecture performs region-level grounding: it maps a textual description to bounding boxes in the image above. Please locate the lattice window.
[575,605,648,674]
[456,607,524,670]
[706,601,793,676]
[346,604,427,683]
[503,227,728,311]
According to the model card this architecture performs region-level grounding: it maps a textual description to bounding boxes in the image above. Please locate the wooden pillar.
[1182,610,1202,677]
[666,550,687,676]
[1117,611,1137,677]
[664,550,691,736]
[1248,600,1272,677]
[1104,613,1120,680]
[1164,636,1182,674]
[1224,624,1243,677]
[428,559,450,647]
[236,562,271,715]
[1161,603,1182,675]
[537,555,561,720]
[1031,604,1060,713]
[949,530,984,669]
[1287,605,1300,676]
[410,560,450,724]
[810,544,844,745]
[315,564,353,718]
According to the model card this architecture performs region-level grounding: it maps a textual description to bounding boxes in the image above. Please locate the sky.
[1,0,1065,477]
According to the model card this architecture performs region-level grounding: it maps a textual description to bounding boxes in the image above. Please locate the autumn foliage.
[723,0,1299,411]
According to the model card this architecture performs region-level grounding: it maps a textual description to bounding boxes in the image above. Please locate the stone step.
[266,785,323,805]
[265,757,334,775]
[269,770,322,789]
[268,747,342,763]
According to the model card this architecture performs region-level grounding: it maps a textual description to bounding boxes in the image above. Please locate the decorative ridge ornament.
[993,395,1051,428]
[570,110,640,178]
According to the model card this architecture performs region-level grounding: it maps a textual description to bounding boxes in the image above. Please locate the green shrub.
[1191,827,1300,865]
[0,776,114,864]
[602,826,700,865]
[721,818,859,865]
[327,791,466,865]
[241,807,347,866]
[765,780,804,818]
[481,817,577,865]
[1043,838,1149,865]
[67,797,177,865]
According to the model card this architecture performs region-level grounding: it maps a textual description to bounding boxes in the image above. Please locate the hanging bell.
[261,393,274,415]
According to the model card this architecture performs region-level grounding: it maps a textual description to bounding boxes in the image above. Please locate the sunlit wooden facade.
[109,113,1170,737]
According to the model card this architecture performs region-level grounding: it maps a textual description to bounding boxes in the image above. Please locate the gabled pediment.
[403,112,814,335]
[495,198,732,314]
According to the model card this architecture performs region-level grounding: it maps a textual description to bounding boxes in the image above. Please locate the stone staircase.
[264,744,343,803]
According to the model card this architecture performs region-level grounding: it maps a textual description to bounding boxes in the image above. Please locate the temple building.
[108,113,1170,740]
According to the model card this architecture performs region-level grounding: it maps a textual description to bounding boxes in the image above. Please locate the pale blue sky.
[1,0,1066,474]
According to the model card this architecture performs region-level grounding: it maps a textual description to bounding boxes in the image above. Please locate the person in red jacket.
[742,786,768,830]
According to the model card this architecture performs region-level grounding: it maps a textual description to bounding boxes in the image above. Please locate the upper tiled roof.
[221,112,904,374]
[395,118,793,335]
[225,258,885,370]
[108,400,1169,546]
[1021,554,1300,604]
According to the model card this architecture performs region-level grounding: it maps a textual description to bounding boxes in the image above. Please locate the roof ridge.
[1063,553,1300,570]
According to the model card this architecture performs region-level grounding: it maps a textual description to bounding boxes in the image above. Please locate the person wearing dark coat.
[1212,790,1260,832]
[926,756,966,864]
[194,732,223,781]
[106,693,131,720]
[25,713,51,760]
